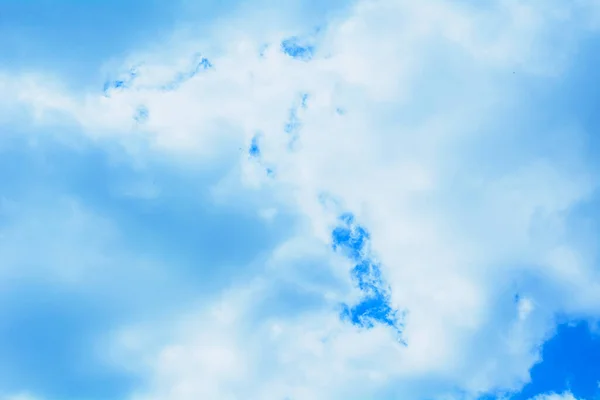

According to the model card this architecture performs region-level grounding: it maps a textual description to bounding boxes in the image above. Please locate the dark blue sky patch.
[331,212,370,261]
[331,225,369,261]
[249,134,261,158]
[281,36,315,61]
[331,212,404,339]
[340,291,400,330]
[344,259,401,334]
[511,320,600,400]
[248,132,275,178]
[246,134,274,177]
[351,260,384,296]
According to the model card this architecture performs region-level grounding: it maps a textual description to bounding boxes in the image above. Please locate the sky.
[1,0,600,399]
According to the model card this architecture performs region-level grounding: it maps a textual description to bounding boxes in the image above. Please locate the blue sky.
[1,1,600,400]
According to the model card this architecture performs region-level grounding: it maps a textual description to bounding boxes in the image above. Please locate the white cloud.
[518,297,535,321]
[2,0,600,399]
[531,391,579,400]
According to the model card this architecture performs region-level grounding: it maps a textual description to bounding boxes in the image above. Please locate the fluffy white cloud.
[3,0,600,399]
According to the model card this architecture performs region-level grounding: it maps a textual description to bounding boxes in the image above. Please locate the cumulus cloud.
[2,0,600,399]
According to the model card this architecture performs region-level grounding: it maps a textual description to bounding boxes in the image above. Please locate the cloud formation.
[2,0,600,399]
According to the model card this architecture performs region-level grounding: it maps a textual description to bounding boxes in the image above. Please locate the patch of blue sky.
[340,288,401,331]
[0,0,183,90]
[249,134,261,158]
[247,133,276,178]
[476,320,600,400]
[280,26,323,61]
[331,212,403,337]
[281,36,315,61]
[331,213,370,261]
[511,321,600,400]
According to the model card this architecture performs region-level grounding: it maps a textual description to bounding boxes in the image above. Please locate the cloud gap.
[331,212,404,341]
